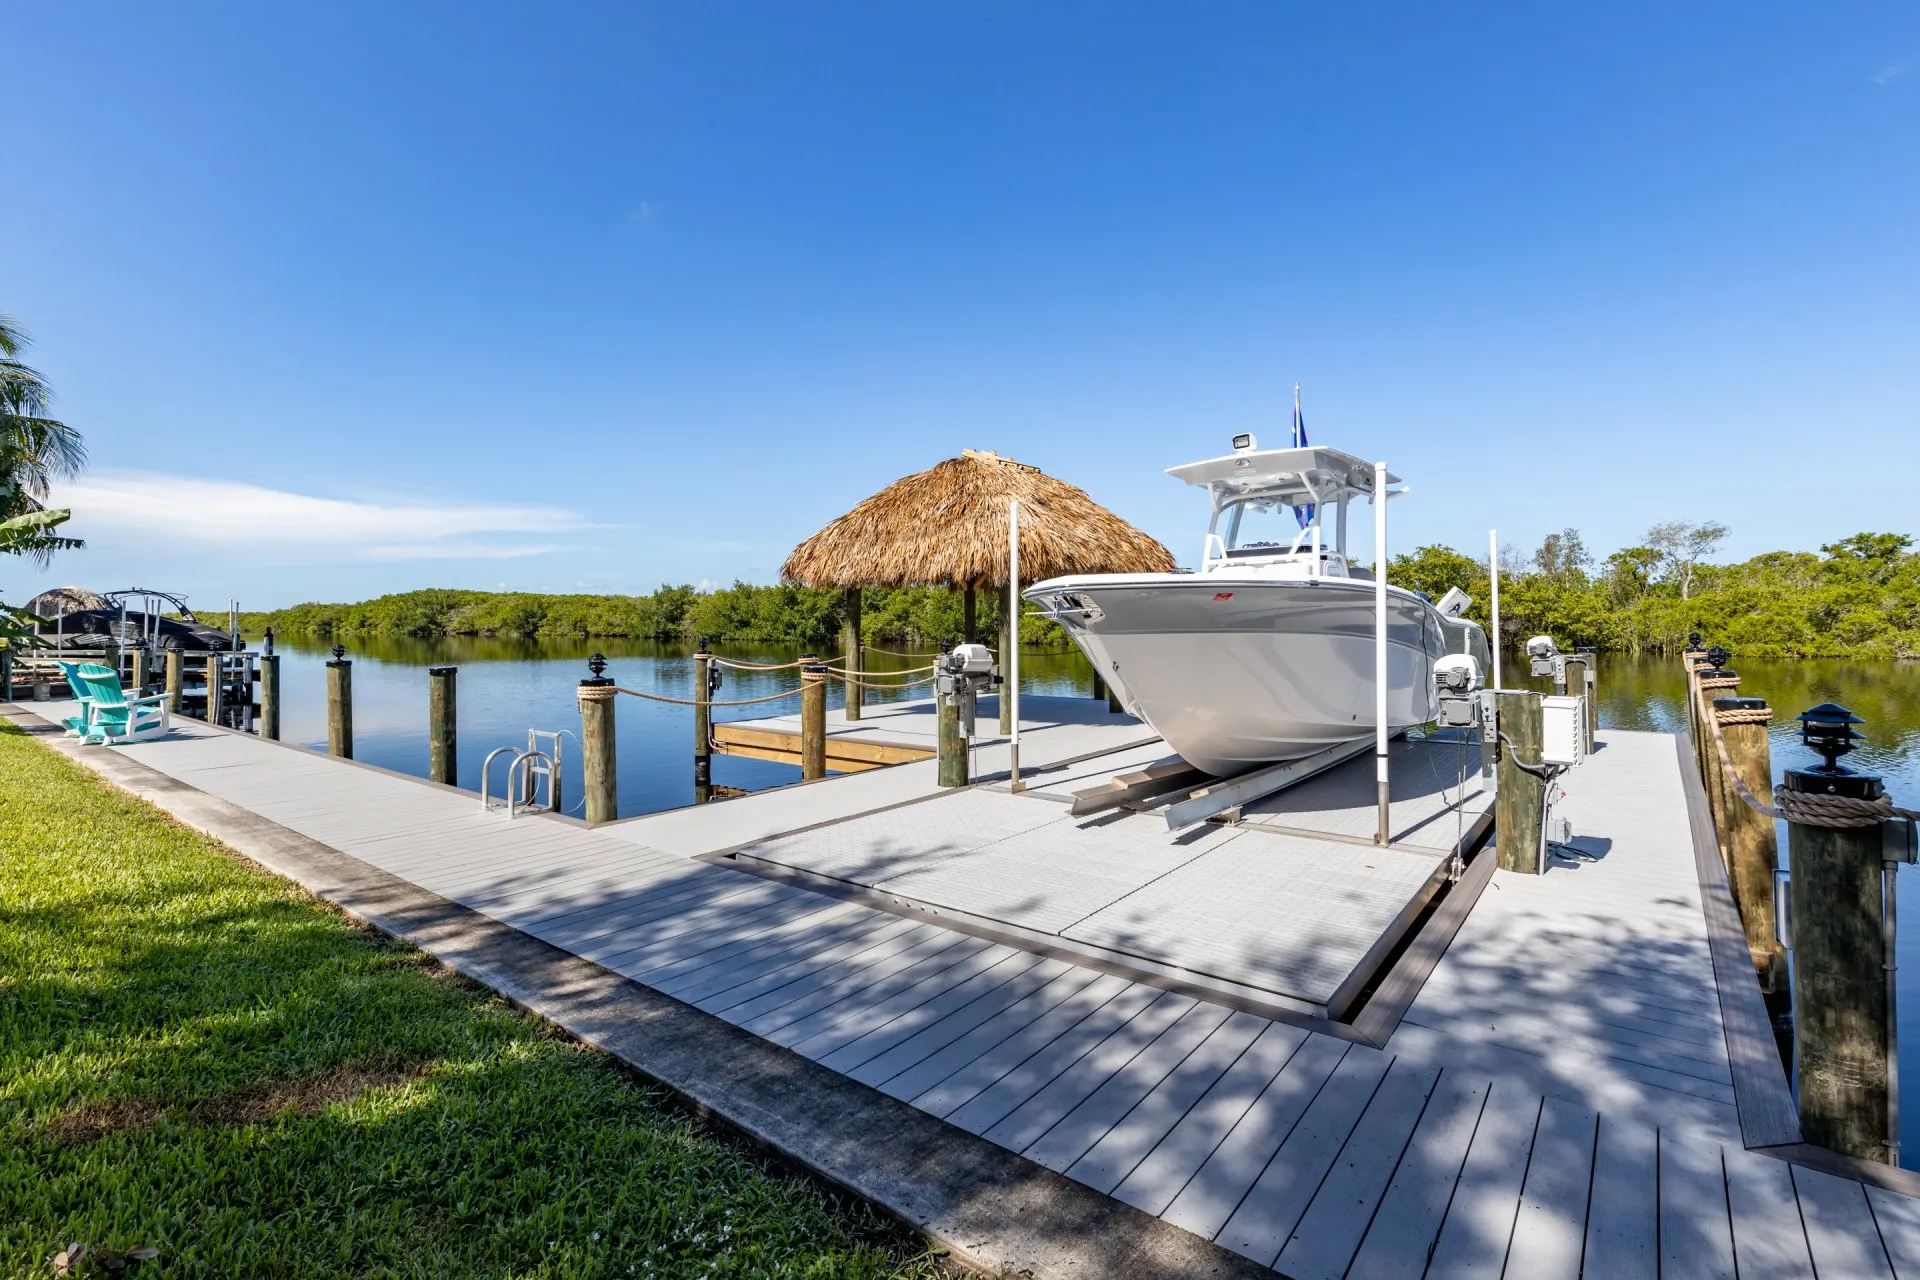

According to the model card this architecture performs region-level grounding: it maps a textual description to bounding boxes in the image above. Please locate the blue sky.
[5,4,1916,609]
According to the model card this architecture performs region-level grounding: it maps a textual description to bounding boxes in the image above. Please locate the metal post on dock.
[1494,691,1546,873]
[1712,695,1783,987]
[325,644,353,759]
[1561,654,1590,752]
[1577,646,1599,753]
[1008,496,1023,791]
[579,653,618,825]
[165,649,184,714]
[1781,702,1905,1164]
[937,685,967,787]
[800,659,828,781]
[1373,462,1390,845]
[428,666,457,785]
[843,588,863,723]
[693,640,713,804]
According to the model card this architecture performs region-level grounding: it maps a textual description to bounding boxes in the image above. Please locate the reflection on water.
[253,635,1102,818]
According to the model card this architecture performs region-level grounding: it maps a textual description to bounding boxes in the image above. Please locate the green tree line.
[236,583,1069,649]
[1390,524,1920,658]
[239,523,1920,659]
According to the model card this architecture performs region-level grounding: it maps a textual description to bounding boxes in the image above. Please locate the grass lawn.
[0,722,955,1279]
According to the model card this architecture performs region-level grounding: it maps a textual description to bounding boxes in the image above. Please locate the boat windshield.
[1221,499,1321,555]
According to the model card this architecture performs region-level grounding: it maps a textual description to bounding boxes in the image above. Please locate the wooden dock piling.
[693,643,713,803]
[258,653,281,740]
[1090,669,1106,703]
[1494,690,1545,873]
[843,589,863,723]
[428,666,457,785]
[165,649,184,713]
[937,689,967,787]
[800,662,828,781]
[1,647,12,701]
[131,645,151,696]
[1695,666,1741,849]
[579,655,617,825]
[1576,648,1599,753]
[1711,695,1782,987]
[325,645,353,759]
[205,653,226,729]
[1785,761,1895,1162]
[998,607,1013,735]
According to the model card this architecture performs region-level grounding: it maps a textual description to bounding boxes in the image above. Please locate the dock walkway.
[12,696,1920,1279]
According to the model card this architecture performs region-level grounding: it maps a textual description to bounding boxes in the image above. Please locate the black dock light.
[1796,703,1866,776]
[587,652,608,681]
[331,643,345,661]
[263,627,275,657]
[1686,631,1705,653]
[1705,645,1731,671]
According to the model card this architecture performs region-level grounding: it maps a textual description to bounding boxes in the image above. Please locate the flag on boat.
[1291,384,1314,528]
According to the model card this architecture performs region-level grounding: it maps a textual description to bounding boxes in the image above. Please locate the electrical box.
[1540,695,1587,766]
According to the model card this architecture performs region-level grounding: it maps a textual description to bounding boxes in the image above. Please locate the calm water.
[255,635,1101,818]
[251,638,1920,1164]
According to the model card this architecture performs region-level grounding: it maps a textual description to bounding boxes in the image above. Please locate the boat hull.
[1026,574,1449,776]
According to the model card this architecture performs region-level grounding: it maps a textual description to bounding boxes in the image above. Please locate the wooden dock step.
[712,723,935,772]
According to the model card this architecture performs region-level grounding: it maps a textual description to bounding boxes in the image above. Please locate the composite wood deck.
[14,700,1919,1279]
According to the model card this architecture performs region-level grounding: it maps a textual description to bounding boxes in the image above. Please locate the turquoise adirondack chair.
[56,660,101,737]
[69,663,171,744]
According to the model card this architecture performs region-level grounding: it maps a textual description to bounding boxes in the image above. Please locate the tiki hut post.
[780,450,1174,730]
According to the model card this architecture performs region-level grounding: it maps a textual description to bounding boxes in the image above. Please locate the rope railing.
[1697,674,1920,829]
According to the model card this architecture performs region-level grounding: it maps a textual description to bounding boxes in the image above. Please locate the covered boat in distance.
[1024,439,1489,776]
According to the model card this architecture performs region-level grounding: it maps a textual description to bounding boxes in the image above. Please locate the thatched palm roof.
[26,585,108,617]
[782,449,1175,588]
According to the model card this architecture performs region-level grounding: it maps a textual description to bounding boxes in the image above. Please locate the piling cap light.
[696,636,711,654]
[1686,631,1704,650]
[587,652,607,679]
[1797,702,1865,772]
[1705,646,1731,670]
[264,627,275,657]
[331,643,345,661]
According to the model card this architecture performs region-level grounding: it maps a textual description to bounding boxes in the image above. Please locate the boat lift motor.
[1526,635,1559,678]
[1433,653,1496,780]
[937,643,997,737]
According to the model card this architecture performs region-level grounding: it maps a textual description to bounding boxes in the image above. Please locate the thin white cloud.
[1872,56,1916,85]
[51,472,587,562]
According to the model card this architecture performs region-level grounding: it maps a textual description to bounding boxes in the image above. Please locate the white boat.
[1024,439,1489,776]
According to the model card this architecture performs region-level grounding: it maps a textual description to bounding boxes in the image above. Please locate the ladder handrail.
[480,746,524,813]
[506,751,555,819]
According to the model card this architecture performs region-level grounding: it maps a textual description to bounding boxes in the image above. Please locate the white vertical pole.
[1008,497,1022,791]
[1489,528,1502,691]
[1374,462,1390,845]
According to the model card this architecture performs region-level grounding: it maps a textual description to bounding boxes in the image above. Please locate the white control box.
[1540,695,1587,766]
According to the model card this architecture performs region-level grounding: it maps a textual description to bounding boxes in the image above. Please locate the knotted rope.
[1697,681,1920,828]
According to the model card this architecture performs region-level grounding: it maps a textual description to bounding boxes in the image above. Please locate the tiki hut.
[782,449,1173,718]
[25,586,109,618]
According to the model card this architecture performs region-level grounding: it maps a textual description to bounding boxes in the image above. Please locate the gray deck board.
[1160,1033,1352,1240]
[1870,1183,1920,1280]
[1424,1081,1543,1280]
[701,919,941,1017]
[730,930,975,1034]
[1110,1019,1312,1217]
[1793,1162,1895,1280]
[806,947,1046,1069]
[1658,1133,1736,1280]
[1065,1009,1269,1195]
[1501,1094,1598,1279]
[904,973,1143,1118]
[845,957,1080,1087]
[978,992,1204,1151]
[1725,1144,1816,1280]
[751,936,993,1042]
[1214,1044,1393,1264]
[1020,1001,1240,1173]
[1580,1116,1659,1280]
[945,986,1183,1135]
[1275,1058,1440,1280]
[1343,1072,1490,1278]
[661,908,902,1004]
